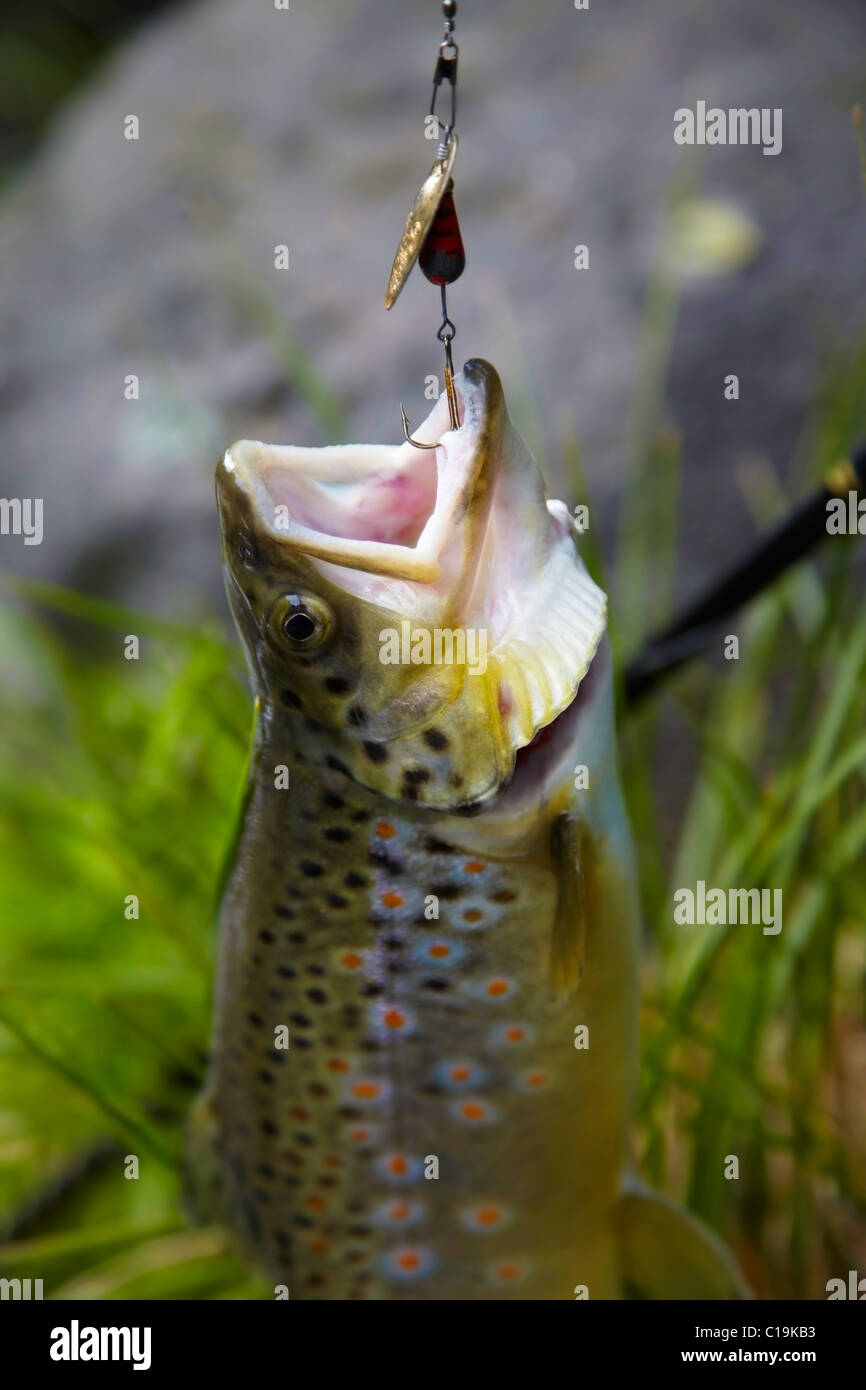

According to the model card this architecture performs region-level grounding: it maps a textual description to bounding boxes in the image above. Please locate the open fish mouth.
[221,359,498,593]
[218,359,607,806]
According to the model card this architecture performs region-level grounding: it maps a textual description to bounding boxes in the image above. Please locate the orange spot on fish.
[493,889,516,903]
[386,1154,408,1176]
[348,1127,370,1143]
[396,1249,421,1271]
[505,1027,525,1042]
[465,861,485,874]
[497,1261,520,1281]
[306,1195,327,1212]
[460,1101,486,1122]
[464,909,483,923]
[376,821,396,838]
[341,951,363,970]
[450,1065,471,1083]
[486,978,510,998]
[476,1206,503,1227]
[308,1235,328,1255]
[353,1081,382,1100]
[383,891,404,909]
[388,1201,410,1222]
[326,1058,350,1072]
[383,1008,408,1030]
[429,942,451,959]
[526,1072,547,1088]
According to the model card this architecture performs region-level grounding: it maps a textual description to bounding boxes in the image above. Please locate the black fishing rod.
[623,443,866,709]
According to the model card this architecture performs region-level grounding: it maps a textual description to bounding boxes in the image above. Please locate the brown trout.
[190,358,748,1301]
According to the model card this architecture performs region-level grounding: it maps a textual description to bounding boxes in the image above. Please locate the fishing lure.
[187,2,749,1301]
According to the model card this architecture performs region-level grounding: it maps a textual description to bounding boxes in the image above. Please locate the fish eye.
[269,594,332,652]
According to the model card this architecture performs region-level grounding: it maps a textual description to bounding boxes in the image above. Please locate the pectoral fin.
[548,813,592,993]
[615,1183,752,1300]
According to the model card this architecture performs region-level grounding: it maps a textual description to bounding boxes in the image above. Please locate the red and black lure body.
[419,178,466,287]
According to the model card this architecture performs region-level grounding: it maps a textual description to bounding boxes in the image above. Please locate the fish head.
[216,358,606,812]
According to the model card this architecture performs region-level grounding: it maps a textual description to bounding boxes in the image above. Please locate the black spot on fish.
[328,892,349,909]
[307,964,326,977]
[325,827,351,843]
[325,676,352,695]
[247,1011,263,1027]
[423,977,451,991]
[268,988,285,1002]
[425,836,458,854]
[344,871,366,888]
[431,882,462,900]
[322,792,344,810]
[257,1163,275,1180]
[274,905,295,920]
[257,1070,276,1085]
[363,740,388,763]
[261,1120,279,1136]
[308,1082,329,1099]
[290,1013,312,1028]
[277,965,296,979]
[369,846,403,874]
[352,808,371,823]
[259,929,276,944]
[281,688,303,710]
[347,705,367,727]
[295,1132,315,1147]
[403,767,430,785]
[288,932,307,944]
[359,1038,382,1051]
[300,860,324,877]
[403,784,420,801]
[360,983,383,998]
[307,988,328,1005]
[326,755,351,776]
[267,1049,287,1065]
[423,727,449,750]
[294,1214,314,1228]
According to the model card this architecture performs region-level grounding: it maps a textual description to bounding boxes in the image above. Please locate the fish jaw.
[215,359,606,812]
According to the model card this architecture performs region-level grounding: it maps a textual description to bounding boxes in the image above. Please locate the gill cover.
[216,359,606,809]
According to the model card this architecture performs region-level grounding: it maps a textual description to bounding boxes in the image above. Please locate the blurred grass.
[1,181,865,1300]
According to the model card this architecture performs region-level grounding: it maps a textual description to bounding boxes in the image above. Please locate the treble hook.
[401,291,461,448]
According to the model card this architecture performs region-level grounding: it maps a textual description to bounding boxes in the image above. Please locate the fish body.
[191,359,747,1300]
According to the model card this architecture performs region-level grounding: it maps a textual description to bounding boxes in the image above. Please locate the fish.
[188,357,749,1300]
